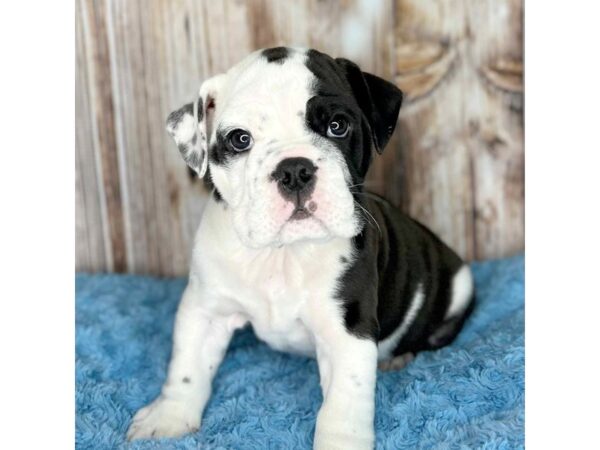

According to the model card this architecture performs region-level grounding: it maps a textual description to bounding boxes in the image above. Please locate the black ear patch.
[262,47,289,64]
[335,58,403,153]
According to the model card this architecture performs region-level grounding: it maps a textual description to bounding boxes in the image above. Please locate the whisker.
[356,203,378,234]
[354,199,382,236]
[347,182,366,189]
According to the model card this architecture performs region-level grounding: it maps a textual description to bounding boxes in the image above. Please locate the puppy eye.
[228,129,254,152]
[327,117,350,138]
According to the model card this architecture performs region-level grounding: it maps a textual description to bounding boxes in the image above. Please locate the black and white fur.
[127,47,474,449]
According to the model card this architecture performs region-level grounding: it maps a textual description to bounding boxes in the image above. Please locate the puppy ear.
[335,58,403,153]
[166,74,226,178]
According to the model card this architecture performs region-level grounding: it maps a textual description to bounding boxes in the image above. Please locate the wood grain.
[78,0,127,271]
[75,0,524,274]
[76,0,109,272]
[393,0,523,259]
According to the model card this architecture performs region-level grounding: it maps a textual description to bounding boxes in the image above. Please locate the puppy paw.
[127,395,200,441]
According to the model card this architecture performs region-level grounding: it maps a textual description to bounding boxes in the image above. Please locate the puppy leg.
[314,332,378,450]
[127,282,243,440]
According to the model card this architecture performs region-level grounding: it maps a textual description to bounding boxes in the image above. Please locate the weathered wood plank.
[80,0,127,271]
[76,0,97,271]
[465,0,524,259]
[392,0,523,260]
[76,0,111,272]
[392,0,476,259]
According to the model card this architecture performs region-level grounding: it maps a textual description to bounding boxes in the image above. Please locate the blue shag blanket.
[76,255,524,449]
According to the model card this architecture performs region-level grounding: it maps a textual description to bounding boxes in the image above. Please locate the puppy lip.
[288,201,317,221]
[289,207,312,221]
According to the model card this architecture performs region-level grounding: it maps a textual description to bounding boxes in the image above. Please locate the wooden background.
[76,0,523,276]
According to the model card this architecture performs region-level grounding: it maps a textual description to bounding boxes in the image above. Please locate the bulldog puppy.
[127,47,474,449]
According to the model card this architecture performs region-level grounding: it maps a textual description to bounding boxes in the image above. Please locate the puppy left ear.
[166,74,225,178]
[335,58,403,154]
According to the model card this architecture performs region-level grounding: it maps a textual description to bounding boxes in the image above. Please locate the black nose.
[272,157,317,202]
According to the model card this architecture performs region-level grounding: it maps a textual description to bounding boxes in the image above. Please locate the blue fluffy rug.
[76,255,524,449]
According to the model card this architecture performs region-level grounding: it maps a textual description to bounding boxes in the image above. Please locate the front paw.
[314,406,374,450]
[127,395,201,441]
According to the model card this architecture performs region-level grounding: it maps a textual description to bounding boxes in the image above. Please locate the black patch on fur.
[262,47,289,64]
[203,166,224,203]
[213,188,223,203]
[335,193,473,348]
[182,377,191,383]
[334,59,403,153]
[344,300,361,329]
[304,49,470,347]
[304,50,403,189]
[304,50,375,182]
[352,227,366,250]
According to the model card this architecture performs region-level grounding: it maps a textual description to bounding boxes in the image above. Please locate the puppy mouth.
[289,200,318,221]
[290,207,311,220]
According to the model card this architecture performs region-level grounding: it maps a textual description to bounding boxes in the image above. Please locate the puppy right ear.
[335,58,403,154]
[166,74,225,178]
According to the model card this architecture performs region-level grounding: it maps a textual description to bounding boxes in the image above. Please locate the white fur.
[445,264,474,319]
[377,284,425,360]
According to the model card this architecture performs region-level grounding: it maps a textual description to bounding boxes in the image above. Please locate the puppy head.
[166,47,403,248]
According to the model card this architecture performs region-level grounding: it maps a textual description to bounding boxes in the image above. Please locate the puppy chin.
[231,199,361,249]
[233,227,276,249]
[237,215,360,249]
[278,218,330,245]
[233,218,327,249]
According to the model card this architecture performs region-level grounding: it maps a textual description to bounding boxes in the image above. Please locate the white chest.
[241,265,316,356]
[226,244,346,356]
[194,208,353,357]
[250,296,315,356]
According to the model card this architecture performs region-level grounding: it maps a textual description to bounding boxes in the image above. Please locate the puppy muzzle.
[271,157,318,218]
